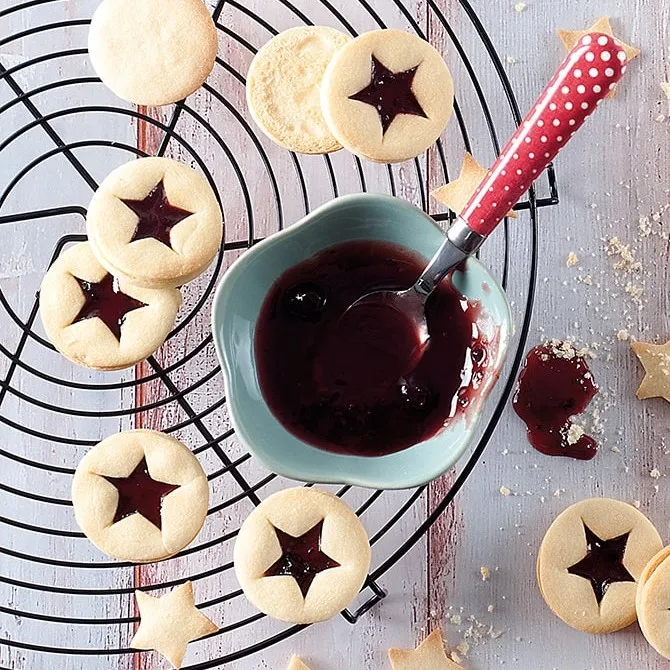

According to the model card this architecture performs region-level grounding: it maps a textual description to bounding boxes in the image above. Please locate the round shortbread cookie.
[72,430,209,563]
[321,29,454,163]
[40,242,181,371]
[234,487,371,624]
[88,0,218,106]
[637,546,670,659]
[537,497,662,634]
[86,157,223,289]
[246,26,351,154]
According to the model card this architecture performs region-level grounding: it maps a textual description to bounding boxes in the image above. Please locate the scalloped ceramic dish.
[212,194,512,489]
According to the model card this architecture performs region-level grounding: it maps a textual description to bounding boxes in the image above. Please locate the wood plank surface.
[2,0,670,669]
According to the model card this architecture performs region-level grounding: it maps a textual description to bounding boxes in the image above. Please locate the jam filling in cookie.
[255,240,489,456]
[102,457,180,530]
[74,274,147,341]
[122,179,194,248]
[513,342,598,460]
[566,523,634,604]
[264,520,341,597]
[349,55,427,134]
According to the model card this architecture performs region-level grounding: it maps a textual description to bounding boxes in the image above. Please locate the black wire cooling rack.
[0,0,559,667]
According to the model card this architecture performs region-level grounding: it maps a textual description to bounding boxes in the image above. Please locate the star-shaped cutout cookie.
[288,656,311,670]
[388,629,462,669]
[557,17,639,96]
[631,339,670,403]
[431,153,517,219]
[131,582,218,669]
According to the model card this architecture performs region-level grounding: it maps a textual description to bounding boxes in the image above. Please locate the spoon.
[349,32,628,345]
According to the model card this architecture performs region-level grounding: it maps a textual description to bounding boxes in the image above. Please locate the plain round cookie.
[537,497,662,634]
[246,26,351,154]
[234,487,371,624]
[321,29,454,163]
[72,430,209,563]
[637,546,670,659]
[88,0,218,106]
[40,242,181,370]
[86,157,223,289]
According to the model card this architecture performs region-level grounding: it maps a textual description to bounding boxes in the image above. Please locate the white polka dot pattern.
[461,32,627,237]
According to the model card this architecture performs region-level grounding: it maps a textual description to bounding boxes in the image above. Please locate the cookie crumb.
[566,251,579,267]
[633,500,641,508]
[650,468,661,479]
[487,604,495,613]
[456,641,470,657]
[661,82,670,100]
[566,423,584,445]
[450,614,462,625]
[499,485,512,496]
[480,566,491,581]
[617,329,629,341]
[506,55,517,65]
[514,1,527,11]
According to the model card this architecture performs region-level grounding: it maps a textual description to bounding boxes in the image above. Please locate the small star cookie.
[388,629,462,669]
[631,339,670,402]
[288,656,311,670]
[431,153,516,219]
[557,17,639,96]
[131,582,218,669]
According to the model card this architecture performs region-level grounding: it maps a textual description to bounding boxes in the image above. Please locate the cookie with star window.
[234,487,371,624]
[39,242,181,370]
[86,157,223,289]
[537,497,662,633]
[320,29,454,163]
[72,429,209,563]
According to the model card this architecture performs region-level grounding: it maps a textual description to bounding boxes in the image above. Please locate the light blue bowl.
[212,194,512,489]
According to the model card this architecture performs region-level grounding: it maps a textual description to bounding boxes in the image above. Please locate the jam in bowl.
[212,194,512,489]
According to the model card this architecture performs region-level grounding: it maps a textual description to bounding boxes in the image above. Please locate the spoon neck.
[415,217,486,297]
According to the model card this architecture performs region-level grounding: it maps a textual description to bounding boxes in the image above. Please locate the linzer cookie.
[537,498,662,633]
[234,487,371,624]
[40,242,180,370]
[86,157,223,289]
[88,0,218,106]
[72,430,209,562]
[247,26,351,154]
[637,546,670,659]
[321,29,454,163]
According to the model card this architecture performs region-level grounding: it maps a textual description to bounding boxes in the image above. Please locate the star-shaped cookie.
[388,629,462,669]
[288,656,311,670]
[432,153,517,219]
[557,17,639,96]
[631,339,670,402]
[131,582,218,669]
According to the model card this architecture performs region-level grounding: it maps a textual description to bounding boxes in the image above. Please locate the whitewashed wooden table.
[1,1,669,668]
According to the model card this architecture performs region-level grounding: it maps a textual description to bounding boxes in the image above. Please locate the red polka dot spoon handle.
[462,32,627,237]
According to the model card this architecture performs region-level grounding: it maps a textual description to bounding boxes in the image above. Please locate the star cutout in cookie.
[349,55,427,134]
[567,522,634,605]
[264,519,340,598]
[388,629,462,670]
[131,582,218,669]
[122,179,193,248]
[557,17,639,96]
[631,339,670,403]
[288,656,311,670]
[73,274,147,341]
[102,457,180,530]
[431,152,517,219]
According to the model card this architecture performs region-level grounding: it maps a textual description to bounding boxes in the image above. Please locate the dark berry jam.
[263,520,340,598]
[513,341,598,460]
[101,457,180,530]
[566,523,634,604]
[255,240,489,456]
[74,274,146,341]
[349,55,427,134]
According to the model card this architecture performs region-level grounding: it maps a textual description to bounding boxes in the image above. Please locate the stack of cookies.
[40,157,223,370]
[246,27,455,163]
